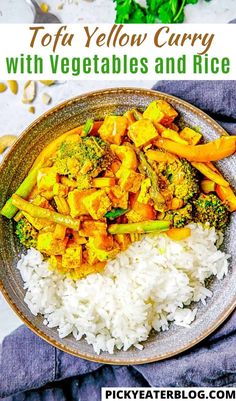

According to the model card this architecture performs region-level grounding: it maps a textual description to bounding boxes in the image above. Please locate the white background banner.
[0,24,235,80]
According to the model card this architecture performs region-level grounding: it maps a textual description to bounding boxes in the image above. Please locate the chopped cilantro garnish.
[113,0,211,24]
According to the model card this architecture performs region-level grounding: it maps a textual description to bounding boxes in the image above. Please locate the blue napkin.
[1,81,236,401]
[152,81,236,135]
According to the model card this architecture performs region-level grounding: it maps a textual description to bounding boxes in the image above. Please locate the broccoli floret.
[15,218,38,248]
[193,193,229,230]
[54,136,113,179]
[159,159,199,203]
[164,204,193,228]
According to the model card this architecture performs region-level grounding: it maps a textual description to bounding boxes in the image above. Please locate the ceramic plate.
[0,88,235,364]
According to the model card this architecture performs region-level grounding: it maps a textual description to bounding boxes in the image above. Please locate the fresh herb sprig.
[113,0,211,24]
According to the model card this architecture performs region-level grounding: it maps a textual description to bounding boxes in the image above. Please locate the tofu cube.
[87,238,119,262]
[128,119,159,147]
[107,185,129,209]
[68,189,95,218]
[162,128,188,145]
[98,116,128,145]
[80,220,107,237]
[119,169,143,193]
[82,189,112,220]
[86,245,99,265]
[37,232,67,256]
[37,168,59,192]
[143,100,178,126]
[53,183,68,197]
[49,255,63,272]
[61,246,82,269]
[54,224,66,240]
[179,127,202,145]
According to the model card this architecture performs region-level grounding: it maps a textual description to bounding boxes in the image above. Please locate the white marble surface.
[0,0,236,24]
[0,79,156,342]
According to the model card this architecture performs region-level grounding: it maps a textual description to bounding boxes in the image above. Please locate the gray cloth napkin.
[1,81,236,401]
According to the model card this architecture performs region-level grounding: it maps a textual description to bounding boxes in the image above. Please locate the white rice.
[17,223,230,354]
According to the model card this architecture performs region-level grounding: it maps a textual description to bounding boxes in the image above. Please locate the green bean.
[82,119,94,136]
[1,169,38,219]
[11,195,80,231]
[139,151,165,211]
[108,220,170,235]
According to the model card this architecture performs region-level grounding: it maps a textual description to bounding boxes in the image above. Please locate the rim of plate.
[0,87,235,365]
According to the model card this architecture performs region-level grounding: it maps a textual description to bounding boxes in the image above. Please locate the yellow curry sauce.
[1,100,236,279]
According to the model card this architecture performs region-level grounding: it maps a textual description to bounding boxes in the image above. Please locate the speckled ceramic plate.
[0,88,235,364]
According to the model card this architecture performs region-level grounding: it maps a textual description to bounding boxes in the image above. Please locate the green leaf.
[113,0,133,23]
[105,208,129,220]
[158,2,174,23]
[186,0,199,4]
[170,0,178,15]
[173,0,186,22]
[114,0,147,23]
[146,0,166,15]
[146,13,156,23]
[113,0,210,24]
[129,5,147,23]
[174,9,185,23]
